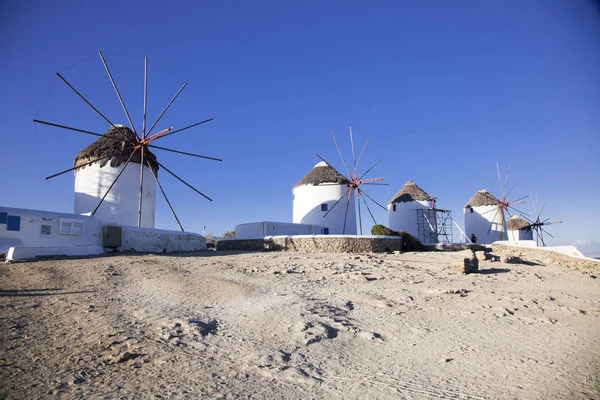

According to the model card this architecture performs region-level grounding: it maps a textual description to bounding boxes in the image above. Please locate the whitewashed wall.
[293,184,357,235]
[508,228,533,241]
[464,205,506,244]
[0,206,103,255]
[120,226,206,252]
[388,200,438,243]
[75,162,156,228]
[236,221,325,239]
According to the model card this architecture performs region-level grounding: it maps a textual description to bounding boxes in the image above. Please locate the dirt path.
[1,250,599,399]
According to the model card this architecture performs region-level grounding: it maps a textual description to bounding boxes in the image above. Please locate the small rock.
[453,255,478,274]
[501,255,525,264]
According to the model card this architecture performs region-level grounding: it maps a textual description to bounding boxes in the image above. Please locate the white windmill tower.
[388,181,438,244]
[464,190,505,244]
[293,161,356,235]
[35,51,221,231]
[464,163,527,244]
[506,215,533,241]
[293,128,387,235]
[73,125,158,227]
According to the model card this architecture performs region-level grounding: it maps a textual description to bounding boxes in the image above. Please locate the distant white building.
[464,190,506,244]
[74,125,157,228]
[506,215,533,241]
[292,162,356,235]
[387,180,437,243]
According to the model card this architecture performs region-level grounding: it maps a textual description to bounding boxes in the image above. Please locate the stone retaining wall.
[492,243,599,272]
[217,235,402,253]
[426,244,488,252]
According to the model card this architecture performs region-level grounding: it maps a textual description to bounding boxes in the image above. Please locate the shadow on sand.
[477,268,511,275]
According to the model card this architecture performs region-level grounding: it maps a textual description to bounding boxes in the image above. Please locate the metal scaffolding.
[416,208,453,244]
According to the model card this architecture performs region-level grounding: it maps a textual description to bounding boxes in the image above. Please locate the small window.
[7,216,21,231]
[72,222,84,234]
[41,224,52,236]
[59,219,85,235]
[60,221,72,233]
[392,204,396,212]
[469,207,473,214]
[0,212,7,224]
[323,228,329,235]
[321,203,328,212]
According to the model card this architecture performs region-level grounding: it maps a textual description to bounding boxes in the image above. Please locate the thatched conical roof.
[465,190,500,208]
[73,125,158,174]
[388,180,432,205]
[506,215,530,231]
[293,161,349,189]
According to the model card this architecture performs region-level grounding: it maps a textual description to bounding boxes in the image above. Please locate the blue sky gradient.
[1,1,599,254]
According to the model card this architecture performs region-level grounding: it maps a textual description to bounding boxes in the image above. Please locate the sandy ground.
[1,250,599,399]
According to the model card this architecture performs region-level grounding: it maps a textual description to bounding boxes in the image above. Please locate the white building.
[506,215,533,241]
[387,180,437,244]
[74,125,157,228]
[235,221,325,239]
[292,161,357,235]
[464,189,506,244]
[0,125,210,261]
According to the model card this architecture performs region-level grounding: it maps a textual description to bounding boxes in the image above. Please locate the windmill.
[521,192,563,246]
[316,128,388,235]
[33,51,220,232]
[464,163,527,244]
[482,163,529,239]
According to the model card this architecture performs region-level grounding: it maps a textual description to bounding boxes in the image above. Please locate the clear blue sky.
[1,1,599,254]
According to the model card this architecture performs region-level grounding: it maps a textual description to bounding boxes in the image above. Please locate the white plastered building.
[292,162,357,235]
[388,180,437,244]
[74,125,156,228]
[506,215,533,241]
[464,190,506,244]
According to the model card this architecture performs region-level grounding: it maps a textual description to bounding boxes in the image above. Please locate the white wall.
[293,184,357,235]
[388,200,438,243]
[121,226,206,252]
[0,206,103,255]
[74,162,156,228]
[508,228,533,241]
[235,221,325,239]
[464,205,506,244]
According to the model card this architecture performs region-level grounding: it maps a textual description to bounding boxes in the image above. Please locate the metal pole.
[147,144,222,161]
[56,72,116,129]
[330,129,352,178]
[349,127,356,175]
[45,154,113,180]
[146,82,187,136]
[360,193,378,225]
[147,160,185,232]
[357,193,363,235]
[98,51,137,136]
[342,193,351,234]
[354,137,370,177]
[138,149,144,227]
[357,159,383,181]
[357,188,387,211]
[155,118,213,140]
[92,151,137,216]
[156,161,213,201]
[322,186,352,219]
[33,119,135,145]
[142,56,148,139]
